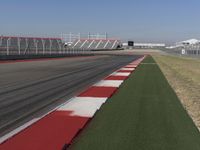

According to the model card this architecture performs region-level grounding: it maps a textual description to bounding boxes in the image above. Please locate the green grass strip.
[70,56,200,150]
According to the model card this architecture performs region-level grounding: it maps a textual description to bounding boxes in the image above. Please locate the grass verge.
[70,56,200,150]
[153,54,200,131]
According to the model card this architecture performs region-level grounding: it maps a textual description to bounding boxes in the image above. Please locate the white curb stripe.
[57,97,107,117]
[111,72,131,76]
[93,80,123,87]
[120,68,135,71]
[125,65,138,68]
[130,63,139,65]
[129,64,139,66]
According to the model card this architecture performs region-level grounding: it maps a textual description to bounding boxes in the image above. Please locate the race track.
[0,55,141,136]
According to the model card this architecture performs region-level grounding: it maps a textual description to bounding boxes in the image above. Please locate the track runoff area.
[70,57,200,150]
[1,55,200,150]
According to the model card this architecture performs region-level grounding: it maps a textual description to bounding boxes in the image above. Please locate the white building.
[134,43,166,48]
[122,42,165,49]
[176,39,200,47]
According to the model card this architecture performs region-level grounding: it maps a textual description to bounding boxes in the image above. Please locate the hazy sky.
[1,0,200,44]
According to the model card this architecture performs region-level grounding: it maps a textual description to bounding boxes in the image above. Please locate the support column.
[78,33,81,40]
[24,38,28,55]
[88,32,90,40]
[34,39,38,55]
[111,40,118,49]
[105,32,108,40]
[6,38,11,55]
[42,39,45,55]
[49,39,52,55]
[57,40,62,54]
[80,40,88,49]
[17,38,21,55]
[95,40,102,49]
[104,40,110,49]
[72,40,80,49]
[88,40,95,49]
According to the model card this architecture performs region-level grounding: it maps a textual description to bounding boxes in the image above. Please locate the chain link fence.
[163,45,200,58]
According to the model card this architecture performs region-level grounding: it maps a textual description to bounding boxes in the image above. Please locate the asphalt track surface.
[0,55,141,137]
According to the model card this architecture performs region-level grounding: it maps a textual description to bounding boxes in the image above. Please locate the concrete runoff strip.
[0,56,146,150]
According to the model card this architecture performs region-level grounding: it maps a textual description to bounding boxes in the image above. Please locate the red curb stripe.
[124,66,137,68]
[78,87,117,98]
[104,76,128,80]
[0,111,89,150]
[117,70,133,73]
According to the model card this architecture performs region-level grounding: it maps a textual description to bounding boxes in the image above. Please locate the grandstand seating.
[68,39,121,50]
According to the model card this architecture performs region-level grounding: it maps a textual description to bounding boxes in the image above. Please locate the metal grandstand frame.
[61,33,120,50]
[60,33,108,43]
[0,35,64,55]
[61,33,81,43]
[87,33,108,40]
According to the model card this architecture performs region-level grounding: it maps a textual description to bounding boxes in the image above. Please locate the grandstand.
[68,39,121,50]
[62,33,121,50]
[0,34,121,56]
